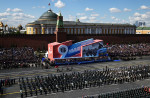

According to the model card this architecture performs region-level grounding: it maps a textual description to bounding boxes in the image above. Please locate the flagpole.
[48,3,51,10]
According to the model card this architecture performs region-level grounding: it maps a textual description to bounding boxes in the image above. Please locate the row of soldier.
[19,64,150,97]
[0,78,16,87]
[83,87,150,98]
[0,78,16,95]
[0,62,41,70]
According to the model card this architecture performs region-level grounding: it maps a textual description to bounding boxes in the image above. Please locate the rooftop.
[136,27,150,30]
[26,9,135,27]
[38,9,58,21]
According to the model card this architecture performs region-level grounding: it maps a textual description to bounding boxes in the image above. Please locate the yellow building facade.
[136,27,150,34]
[26,9,136,35]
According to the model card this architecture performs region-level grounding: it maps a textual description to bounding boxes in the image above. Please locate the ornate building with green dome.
[26,9,136,34]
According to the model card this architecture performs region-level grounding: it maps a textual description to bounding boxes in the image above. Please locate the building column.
[76,28,78,34]
[33,28,35,34]
[83,28,85,34]
[133,29,135,34]
[90,28,91,34]
[42,27,45,34]
[100,28,102,34]
[117,29,119,34]
[73,28,74,34]
[96,28,97,34]
[46,28,48,34]
[103,29,105,34]
[79,28,81,34]
[128,28,130,34]
[35,28,37,34]
[51,27,53,34]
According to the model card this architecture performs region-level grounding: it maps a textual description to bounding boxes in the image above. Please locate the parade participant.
[19,64,150,97]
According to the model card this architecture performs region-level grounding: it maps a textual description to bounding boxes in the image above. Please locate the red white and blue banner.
[48,38,105,60]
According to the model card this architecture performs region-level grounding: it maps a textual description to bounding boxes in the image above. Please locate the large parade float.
[48,38,110,65]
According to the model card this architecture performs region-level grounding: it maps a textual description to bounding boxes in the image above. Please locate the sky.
[0,0,150,27]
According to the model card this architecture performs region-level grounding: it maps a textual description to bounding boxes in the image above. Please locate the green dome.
[39,9,58,21]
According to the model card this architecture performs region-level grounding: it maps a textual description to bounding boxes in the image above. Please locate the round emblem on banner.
[58,45,68,57]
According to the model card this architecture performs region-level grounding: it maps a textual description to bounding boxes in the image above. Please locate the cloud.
[6,8,22,12]
[79,16,88,20]
[12,13,35,19]
[77,13,85,16]
[0,18,7,21]
[87,19,98,23]
[6,8,11,12]
[111,16,120,21]
[109,8,121,13]
[64,15,75,21]
[124,8,131,12]
[12,8,23,12]
[134,12,141,17]
[129,12,150,26]
[111,16,116,20]
[139,5,150,10]
[85,7,93,11]
[89,17,96,20]
[0,8,36,27]
[111,16,127,23]
[55,0,65,8]
[0,12,10,17]
[91,13,99,17]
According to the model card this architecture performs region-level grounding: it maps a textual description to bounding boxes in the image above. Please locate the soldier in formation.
[83,87,150,98]
[19,64,150,97]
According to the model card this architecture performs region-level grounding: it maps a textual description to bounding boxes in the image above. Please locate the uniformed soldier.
[40,86,43,95]
[20,89,23,98]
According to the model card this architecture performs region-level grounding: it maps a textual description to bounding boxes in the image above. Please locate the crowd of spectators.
[106,43,150,60]
[0,47,36,62]
[0,47,41,69]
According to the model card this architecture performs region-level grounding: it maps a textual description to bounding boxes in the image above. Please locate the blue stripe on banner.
[65,38,94,57]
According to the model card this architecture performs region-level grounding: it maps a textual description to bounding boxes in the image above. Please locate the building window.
[45,29,47,34]
[68,29,70,34]
[33,28,35,34]
[29,28,31,34]
[78,29,80,34]
[74,29,76,34]
[81,29,83,34]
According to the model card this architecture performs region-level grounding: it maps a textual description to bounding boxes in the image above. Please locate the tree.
[24,31,26,34]
[16,31,21,34]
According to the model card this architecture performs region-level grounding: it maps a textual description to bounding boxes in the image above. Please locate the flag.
[48,3,50,6]
[55,65,58,68]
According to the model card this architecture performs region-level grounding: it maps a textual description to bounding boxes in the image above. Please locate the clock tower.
[54,12,67,42]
